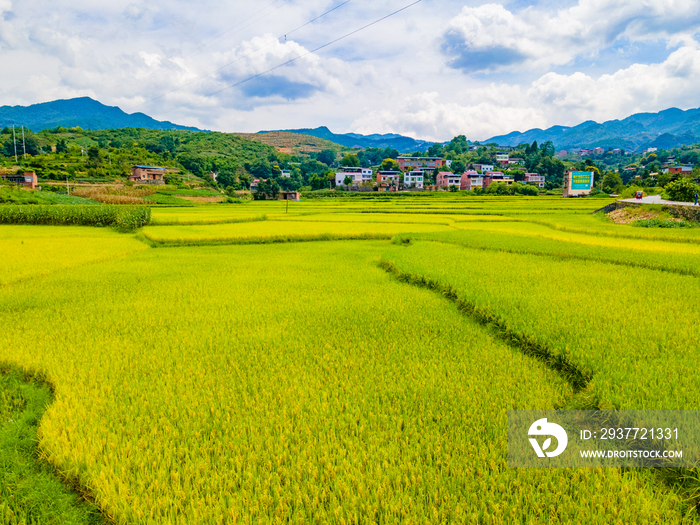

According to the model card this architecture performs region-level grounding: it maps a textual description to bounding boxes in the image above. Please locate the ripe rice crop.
[0,225,148,285]
[0,241,691,523]
[2,196,700,523]
[382,240,700,411]
[140,219,453,245]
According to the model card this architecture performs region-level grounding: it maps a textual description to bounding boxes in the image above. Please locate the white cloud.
[352,89,547,142]
[442,0,700,72]
[354,42,700,141]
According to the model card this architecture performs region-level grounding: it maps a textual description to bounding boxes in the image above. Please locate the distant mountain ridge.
[3,97,699,153]
[0,97,204,132]
[258,126,442,152]
[484,107,700,151]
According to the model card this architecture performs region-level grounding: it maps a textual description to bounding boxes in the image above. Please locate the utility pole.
[12,125,17,163]
[66,174,70,195]
[21,126,26,159]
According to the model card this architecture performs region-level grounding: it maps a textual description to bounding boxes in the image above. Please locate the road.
[619,195,699,207]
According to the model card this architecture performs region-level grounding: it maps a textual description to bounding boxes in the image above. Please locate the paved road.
[619,195,700,207]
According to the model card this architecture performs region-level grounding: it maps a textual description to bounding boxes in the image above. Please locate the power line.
[134,0,293,91]
[152,0,422,117]
[129,0,351,113]
[181,0,293,60]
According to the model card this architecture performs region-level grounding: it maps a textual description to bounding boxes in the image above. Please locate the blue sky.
[1,0,699,141]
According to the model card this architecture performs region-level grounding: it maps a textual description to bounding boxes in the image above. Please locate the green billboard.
[570,171,593,190]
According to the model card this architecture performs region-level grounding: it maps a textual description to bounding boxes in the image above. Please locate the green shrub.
[665,178,700,202]
[632,218,694,228]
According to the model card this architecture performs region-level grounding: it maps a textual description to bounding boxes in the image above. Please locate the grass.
[0,368,106,525]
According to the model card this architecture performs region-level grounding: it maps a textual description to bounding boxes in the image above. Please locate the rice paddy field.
[2,195,700,523]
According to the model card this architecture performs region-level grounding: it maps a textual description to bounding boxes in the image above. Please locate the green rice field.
[2,195,700,523]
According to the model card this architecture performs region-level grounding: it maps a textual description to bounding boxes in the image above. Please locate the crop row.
[0,205,151,231]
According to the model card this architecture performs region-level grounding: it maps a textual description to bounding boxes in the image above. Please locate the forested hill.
[0,97,203,132]
[258,126,441,152]
[484,107,700,151]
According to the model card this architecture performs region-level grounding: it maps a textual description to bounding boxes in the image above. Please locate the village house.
[472,164,494,173]
[665,165,693,175]
[460,171,482,191]
[496,153,509,162]
[524,172,546,187]
[436,171,461,189]
[482,172,512,189]
[403,171,424,189]
[376,170,400,191]
[1,171,38,189]
[396,157,447,171]
[129,165,165,184]
[335,167,372,186]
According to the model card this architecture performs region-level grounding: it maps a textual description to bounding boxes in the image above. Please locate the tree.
[254,178,280,200]
[539,140,555,158]
[216,167,238,188]
[382,147,399,160]
[427,144,443,157]
[246,159,272,179]
[300,160,329,180]
[56,139,69,154]
[316,149,335,166]
[450,160,466,174]
[343,175,353,187]
[341,153,360,167]
[445,135,468,154]
[601,172,624,194]
[666,178,700,202]
[87,145,101,167]
[380,158,400,171]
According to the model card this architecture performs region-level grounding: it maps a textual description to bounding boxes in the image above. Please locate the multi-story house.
[396,157,447,171]
[376,170,400,190]
[524,172,546,187]
[460,171,482,190]
[436,171,461,189]
[482,172,513,189]
[403,170,424,189]
[335,167,373,186]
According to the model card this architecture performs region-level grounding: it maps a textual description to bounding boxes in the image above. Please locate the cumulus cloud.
[442,0,700,73]
[351,89,547,142]
[354,43,700,141]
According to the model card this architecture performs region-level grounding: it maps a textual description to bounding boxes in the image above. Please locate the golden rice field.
[2,195,700,523]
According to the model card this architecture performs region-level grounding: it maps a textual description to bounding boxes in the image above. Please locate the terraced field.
[2,195,700,523]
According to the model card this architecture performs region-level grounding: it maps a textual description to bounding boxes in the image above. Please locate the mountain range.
[257,126,441,152]
[2,97,700,153]
[0,97,203,132]
[484,107,700,151]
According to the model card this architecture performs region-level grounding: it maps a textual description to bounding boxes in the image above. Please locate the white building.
[335,167,373,186]
[524,172,546,188]
[404,170,424,189]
